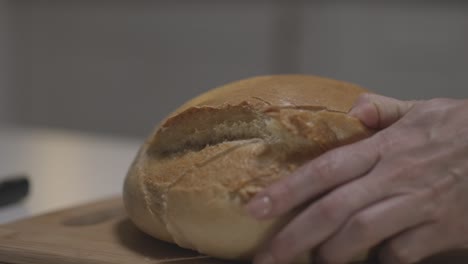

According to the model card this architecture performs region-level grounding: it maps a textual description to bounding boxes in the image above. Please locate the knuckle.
[374,129,398,154]
[431,171,458,196]
[373,128,425,157]
[421,173,458,220]
[349,213,373,238]
[311,157,335,184]
[404,162,424,178]
[269,180,294,213]
[415,99,440,114]
[314,198,340,223]
[425,98,454,108]
[419,199,440,221]
[389,156,425,182]
[313,192,346,222]
[410,98,455,122]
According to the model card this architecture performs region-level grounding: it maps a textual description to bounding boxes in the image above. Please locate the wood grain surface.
[0,197,466,264]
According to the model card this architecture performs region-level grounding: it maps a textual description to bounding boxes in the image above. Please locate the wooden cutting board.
[0,197,237,264]
[0,197,466,264]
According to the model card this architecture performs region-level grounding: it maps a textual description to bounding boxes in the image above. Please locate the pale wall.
[0,0,7,123]
[5,1,468,137]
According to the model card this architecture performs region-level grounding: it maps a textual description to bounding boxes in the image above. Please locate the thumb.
[348,93,417,129]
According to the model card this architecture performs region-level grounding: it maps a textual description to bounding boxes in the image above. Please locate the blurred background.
[1,0,468,138]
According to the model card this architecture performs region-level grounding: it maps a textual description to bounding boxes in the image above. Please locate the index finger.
[245,138,381,219]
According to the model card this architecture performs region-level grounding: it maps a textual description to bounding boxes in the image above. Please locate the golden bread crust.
[123,75,372,262]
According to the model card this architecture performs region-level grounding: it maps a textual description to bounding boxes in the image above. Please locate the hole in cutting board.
[62,207,126,227]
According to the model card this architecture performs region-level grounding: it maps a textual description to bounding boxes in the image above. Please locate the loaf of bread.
[123,75,372,262]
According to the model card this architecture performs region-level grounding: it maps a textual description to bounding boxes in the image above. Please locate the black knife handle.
[0,175,29,207]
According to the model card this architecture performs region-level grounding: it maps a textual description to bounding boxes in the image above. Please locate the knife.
[0,174,29,207]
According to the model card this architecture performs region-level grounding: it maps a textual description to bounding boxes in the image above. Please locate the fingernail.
[348,95,372,117]
[348,106,360,117]
[348,105,362,117]
[254,252,275,264]
[246,195,272,219]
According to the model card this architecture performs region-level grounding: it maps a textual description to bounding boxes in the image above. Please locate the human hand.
[246,94,468,264]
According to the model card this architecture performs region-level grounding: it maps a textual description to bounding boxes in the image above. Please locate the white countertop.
[0,126,142,223]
